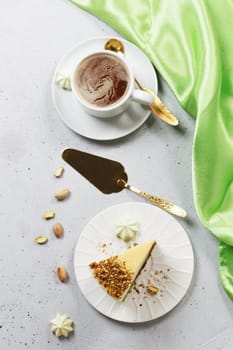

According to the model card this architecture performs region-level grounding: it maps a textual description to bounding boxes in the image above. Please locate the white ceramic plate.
[74,202,194,323]
[52,37,157,141]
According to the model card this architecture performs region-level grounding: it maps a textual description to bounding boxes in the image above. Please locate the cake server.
[62,148,186,218]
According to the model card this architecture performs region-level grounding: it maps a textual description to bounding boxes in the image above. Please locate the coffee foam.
[74,54,129,107]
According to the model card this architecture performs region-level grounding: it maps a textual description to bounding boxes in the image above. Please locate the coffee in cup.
[73,53,130,108]
[71,50,153,118]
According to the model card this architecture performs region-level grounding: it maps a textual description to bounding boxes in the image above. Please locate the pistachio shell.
[54,166,64,178]
[43,211,55,220]
[146,285,159,294]
[35,235,48,244]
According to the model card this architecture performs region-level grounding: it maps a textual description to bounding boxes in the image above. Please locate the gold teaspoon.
[104,38,179,126]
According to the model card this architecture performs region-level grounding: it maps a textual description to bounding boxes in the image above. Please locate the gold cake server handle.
[117,179,187,218]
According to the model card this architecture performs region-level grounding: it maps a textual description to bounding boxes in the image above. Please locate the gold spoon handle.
[118,179,186,218]
[134,78,179,126]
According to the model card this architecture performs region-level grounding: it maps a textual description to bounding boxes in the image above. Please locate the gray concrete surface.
[0,1,233,349]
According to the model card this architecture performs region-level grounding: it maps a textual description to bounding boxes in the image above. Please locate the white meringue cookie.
[50,313,73,337]
[55,72,72,90]
[115,220,140,242]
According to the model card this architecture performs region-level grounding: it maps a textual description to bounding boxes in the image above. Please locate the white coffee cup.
[70,50,154,118]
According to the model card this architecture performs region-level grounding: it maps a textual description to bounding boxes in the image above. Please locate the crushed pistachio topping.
[89,256,132,300]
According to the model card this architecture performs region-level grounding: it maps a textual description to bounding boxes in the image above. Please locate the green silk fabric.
[70,0,233,300]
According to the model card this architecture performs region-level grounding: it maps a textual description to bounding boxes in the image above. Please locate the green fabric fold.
[70,0,233,300]
[219,242,233,302]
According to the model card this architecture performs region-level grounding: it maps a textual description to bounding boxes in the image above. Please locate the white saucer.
[52,37,158,141]
[74,202,194,323]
